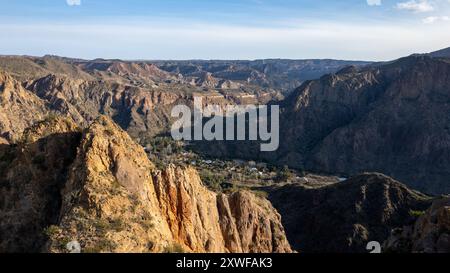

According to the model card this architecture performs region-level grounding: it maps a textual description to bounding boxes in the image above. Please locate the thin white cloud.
[396,0,434,13]
[367,0,382,6]
[1,19,450,61]
[422,16,450,23]
[66,0,81,6]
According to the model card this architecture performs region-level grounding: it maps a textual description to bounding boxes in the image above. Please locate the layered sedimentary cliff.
[0,71,50,142]
[0,55,288,141]
[153,166,291,253]
[25,73,187,138]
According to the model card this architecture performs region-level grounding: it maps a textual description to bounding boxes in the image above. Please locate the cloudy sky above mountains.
[0,0,449,60]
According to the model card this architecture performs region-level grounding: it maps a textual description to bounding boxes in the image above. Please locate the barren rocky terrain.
[0,51,449,253]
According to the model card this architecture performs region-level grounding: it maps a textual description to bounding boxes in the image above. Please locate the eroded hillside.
[0,116,292,253]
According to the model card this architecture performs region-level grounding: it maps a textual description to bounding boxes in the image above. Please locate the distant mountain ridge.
[429,47,450,58]
[0,55,283,142]
[193,52,450,195]
[153,59,371,94]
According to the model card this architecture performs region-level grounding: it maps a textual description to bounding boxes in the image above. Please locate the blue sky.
[1,0,450,60]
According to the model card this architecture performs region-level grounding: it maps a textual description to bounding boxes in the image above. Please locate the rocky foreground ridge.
[0,116,291,253]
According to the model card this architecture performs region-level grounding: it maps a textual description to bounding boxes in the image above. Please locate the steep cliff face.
[26,74,187,139]
[153,166,291,253]
[0,117,81,252]
[412,197,450,252]
[267,173,432,253]
[45,116,174,253]
[0,116,291,253]
[277,56,450,195]
[385,196,450,253]
[0,71,50,142]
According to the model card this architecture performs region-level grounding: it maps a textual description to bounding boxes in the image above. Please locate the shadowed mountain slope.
[267,173,432,253]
